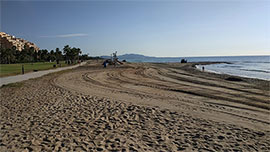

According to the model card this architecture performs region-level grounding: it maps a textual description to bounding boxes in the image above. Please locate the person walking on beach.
[103,60,108,68]
[202,66,205,71]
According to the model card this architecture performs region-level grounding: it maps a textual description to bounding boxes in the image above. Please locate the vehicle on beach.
[103,51,123,68]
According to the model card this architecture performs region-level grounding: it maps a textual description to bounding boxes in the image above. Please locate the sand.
[0,61,269,151]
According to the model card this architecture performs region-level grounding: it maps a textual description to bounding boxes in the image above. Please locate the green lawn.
[0,61,72,77]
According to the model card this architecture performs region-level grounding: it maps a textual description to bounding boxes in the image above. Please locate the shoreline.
[187,62,270,88]
[193,62,270,81]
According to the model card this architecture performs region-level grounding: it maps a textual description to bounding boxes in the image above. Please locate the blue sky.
[1,0,269,57]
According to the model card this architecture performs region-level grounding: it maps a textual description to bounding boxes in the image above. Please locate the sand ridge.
[0,61,269,151]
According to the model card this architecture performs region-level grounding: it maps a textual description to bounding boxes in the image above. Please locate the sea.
[120,55,270,80]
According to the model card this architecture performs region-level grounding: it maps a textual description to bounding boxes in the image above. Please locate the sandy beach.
[0,61,269,151]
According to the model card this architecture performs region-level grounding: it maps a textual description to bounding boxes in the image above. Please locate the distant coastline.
[101,54,269,63]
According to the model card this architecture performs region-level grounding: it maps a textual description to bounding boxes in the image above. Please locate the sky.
[1,0,269,57]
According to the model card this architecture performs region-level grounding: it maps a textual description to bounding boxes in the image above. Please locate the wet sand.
[0,61,269,151]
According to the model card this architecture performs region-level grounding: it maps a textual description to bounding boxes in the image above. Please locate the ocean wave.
[241,61,270,64]
[222,65,242,68]
[239,69,270,73]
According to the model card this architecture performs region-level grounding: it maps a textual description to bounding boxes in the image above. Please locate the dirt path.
[1,61,269,151]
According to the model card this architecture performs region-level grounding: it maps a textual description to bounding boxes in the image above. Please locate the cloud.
[40,33,88,38]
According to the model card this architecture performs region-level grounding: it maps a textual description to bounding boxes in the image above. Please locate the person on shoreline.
[202,66,205,71]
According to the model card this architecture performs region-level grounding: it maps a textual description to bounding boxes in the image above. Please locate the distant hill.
[101,53,148,59]
[101,54,154,61]
[118,54,151,59]
[100,54,182,62]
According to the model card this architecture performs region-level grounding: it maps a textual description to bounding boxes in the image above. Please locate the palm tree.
[63,45,72,64]
[49,50,56,62]
[55,47,62,64]
[72,48,81,63]
[40,49,49,61]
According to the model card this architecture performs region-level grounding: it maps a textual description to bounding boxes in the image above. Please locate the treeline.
[0,45,92,64]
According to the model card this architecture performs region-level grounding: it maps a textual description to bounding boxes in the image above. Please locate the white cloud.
[40,33,88,38]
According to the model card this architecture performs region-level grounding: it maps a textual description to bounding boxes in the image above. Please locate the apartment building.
[0,32,39,51]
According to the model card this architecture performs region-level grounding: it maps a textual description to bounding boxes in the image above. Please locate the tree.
[40,49,49,61]
[1,48,16,64]
[33,51,39,62]
[55,48,62,64]
[0,48,7,64]
[0,45,83,64]
[71,47,81,63]
[63,45,82,64]
[80,54,90,61]
[48,50,56,62]
[17,46,31,63]
[28,47,35,62]
[63,45,71,63]
[14,50,21,62]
